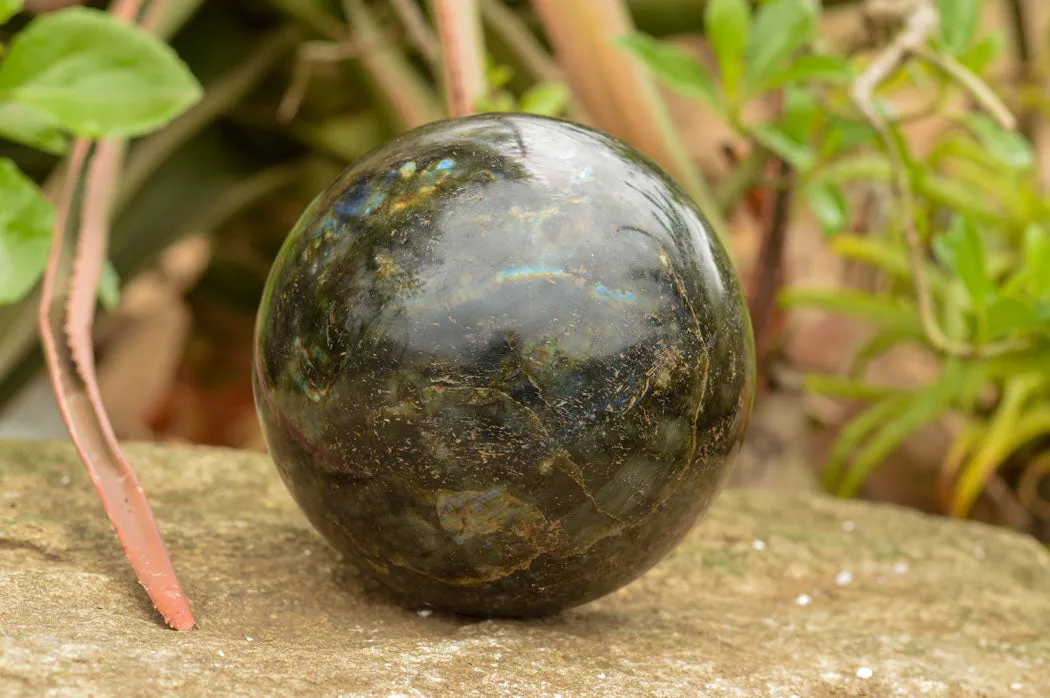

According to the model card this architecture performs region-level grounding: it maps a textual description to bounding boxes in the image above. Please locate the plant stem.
[914,48,1016,130]
[389,0,442,73]
[38,0,196,631]
[434,0,486,117]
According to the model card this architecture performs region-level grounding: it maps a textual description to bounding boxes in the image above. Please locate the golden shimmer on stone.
[252,113,755,616]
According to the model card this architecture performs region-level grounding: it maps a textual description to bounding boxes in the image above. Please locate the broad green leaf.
[762,53,853,90]
[0,157,54,303]
[961,113,1033,171]
[986,295,1040,339]
[745,0,816,94]
[0,0,21,25]
[0,101,70,154]
[519,82,570,117]
[617,34,719,111]
[1022,222,1050,296]
[705,0,751,99]
[803,182,847,237]
[779,287,921,329]
[99,259,121,312]
[932,216,994,310]
[937,0,980,55]
[0,7,203,138]
[781,84,817,143]
[958,32,1005,74]
[749,122,816,170]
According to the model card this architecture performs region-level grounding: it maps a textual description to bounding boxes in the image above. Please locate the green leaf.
[803,182,847,237]
[937,0,981,55]
[762,53,853,90]
[749,122,816,170]
[986,295,1040,339]
[705,0,751,99]
[616,34,719,111]
[0,7,203,138]
[0,157,54,304]
[932,216,994,310]
[1023,222,1050,296]
[745,0,816,94]
[0,0,21,25]
[99,259,120,312]
[779,287,922,330]
[961,113,1033,171]
[958,32,1005,74]
[781,84,817,143]
[519,82,570,117]
[0,101,70,154]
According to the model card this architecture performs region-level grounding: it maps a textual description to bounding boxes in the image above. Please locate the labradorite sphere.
[252,113,754,617]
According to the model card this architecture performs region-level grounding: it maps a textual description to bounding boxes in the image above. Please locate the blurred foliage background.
[2,0,1050,546]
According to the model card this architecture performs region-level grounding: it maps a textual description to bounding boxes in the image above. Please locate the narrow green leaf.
[0,157,54,303]
[961,113,1033,171]
[98,260,121,312]
[823,392,914,492]
[803,182,847,237]
[0,101,70,154]
[937,0,981,55]
[616,34,720,111]
[745,0,816,94]
[958,32,1005,74]
[804,374,903,402]
[762,53,853,90]
[932,216,994,309]
[749,122,816,171]
[779,287,922,329]
[0,0,21,25]
[705,0,751,99]
[837,379,955,497]
[518,81,570,117]
[0,7,203,138]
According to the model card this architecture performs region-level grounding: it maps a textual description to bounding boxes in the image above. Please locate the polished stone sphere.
[252,113,755,617]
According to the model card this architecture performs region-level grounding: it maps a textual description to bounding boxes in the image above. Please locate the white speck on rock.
[60,476,71,486]
[974,546,986,559]
[841,520,855,532]
[304,549,312,556]
[893,561,910,575]
[752,539,766,551]
[1011,682,1024,691]
[856,667,873,679]
[417,609,433,617]
[246,636,253,642]
[598,673,606,679]
[218,650,225,657]
[835,571,853,587]
[795,594,812,606]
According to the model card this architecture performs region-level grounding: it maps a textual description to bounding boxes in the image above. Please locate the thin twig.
[38,0,196,631]
[914,47,1017,130]
[850,0,1023,359]
[434,0,486,117]
[389,0,442,72]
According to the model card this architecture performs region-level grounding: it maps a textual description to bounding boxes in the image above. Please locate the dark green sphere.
[252,113,755,617]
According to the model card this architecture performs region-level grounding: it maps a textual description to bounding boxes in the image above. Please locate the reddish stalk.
[434,0,485,117]
[38,0,195,631]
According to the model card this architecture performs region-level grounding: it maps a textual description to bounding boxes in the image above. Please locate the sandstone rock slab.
[1,440,1049,697]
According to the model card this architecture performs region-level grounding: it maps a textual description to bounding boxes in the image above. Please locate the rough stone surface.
[2,440,1049,697]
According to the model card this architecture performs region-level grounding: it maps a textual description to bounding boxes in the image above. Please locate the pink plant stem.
[37,0,196,631]
[434,0,485,118]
